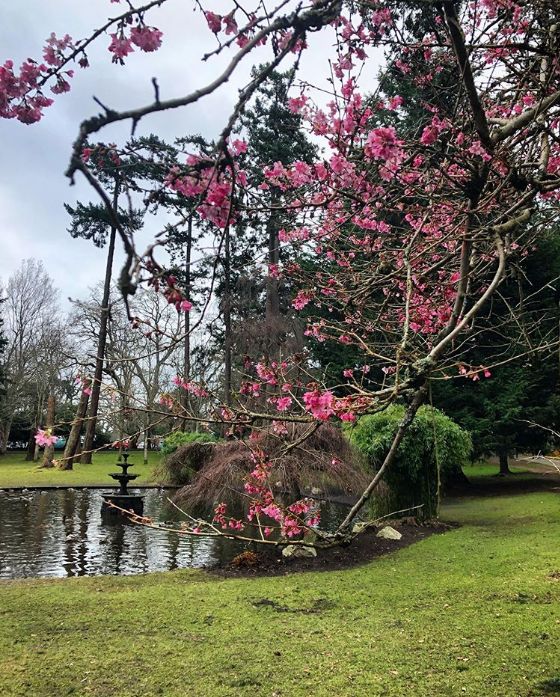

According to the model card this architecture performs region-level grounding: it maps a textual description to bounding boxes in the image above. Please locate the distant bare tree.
[68,285,185,460]
[0,260,59,454]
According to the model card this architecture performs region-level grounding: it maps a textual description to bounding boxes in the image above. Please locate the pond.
[0,488,349,579]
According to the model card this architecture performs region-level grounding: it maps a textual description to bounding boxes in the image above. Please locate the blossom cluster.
[147,272,193,313]
[76,375,92,396]
[35,429,58,447]
[1,11,163,123]
[165,145,247,229]
[108,25,163,63]
[172,376,209,398]
[243,451,320,538]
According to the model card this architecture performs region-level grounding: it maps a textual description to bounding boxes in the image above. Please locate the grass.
[0,451,161,487]
[0,453,535,489]
[462,461,530,478]
[0,492,559,696]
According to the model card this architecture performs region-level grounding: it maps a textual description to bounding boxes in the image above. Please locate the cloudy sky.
[0,1,375,308]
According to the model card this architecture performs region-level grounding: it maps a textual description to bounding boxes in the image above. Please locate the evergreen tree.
[433,230,560,472]
[0,304,7,448]
[234,68,316,364]
[191,70,317,404]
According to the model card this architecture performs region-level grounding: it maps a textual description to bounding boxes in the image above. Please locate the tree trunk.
[223,225,232,406]
[143,421,149,465]
[62,390,90,470]
[498,448,512,475]
[181,215,192,430]
[25,426,36,461]
[337,383,428,534]
[0,419,12,455]
[41,394,56,469]
[265,205,281,361]
[81,195,118,464]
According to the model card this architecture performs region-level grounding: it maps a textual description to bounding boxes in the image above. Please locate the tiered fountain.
[101,451,144,519]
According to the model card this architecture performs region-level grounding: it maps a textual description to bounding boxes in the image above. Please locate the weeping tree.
[171,423,369,512]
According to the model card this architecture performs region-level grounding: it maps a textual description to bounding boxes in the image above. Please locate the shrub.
[160,430,217,456]
[347,405,472,520]
[155,441,217,486]
[155,431,219,486]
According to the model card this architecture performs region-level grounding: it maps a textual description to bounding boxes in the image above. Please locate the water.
[0,489,349,579]
[0,489,241,579]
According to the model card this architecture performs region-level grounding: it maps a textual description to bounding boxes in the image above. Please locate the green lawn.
[0,454,534,489]
[462,461,530,478]
[1,492,558,696]
[0,451,161,487]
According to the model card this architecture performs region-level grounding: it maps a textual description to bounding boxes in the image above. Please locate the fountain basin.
[101,492,145,518]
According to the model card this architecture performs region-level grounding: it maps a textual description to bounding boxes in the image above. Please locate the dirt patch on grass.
[209,519,456,578]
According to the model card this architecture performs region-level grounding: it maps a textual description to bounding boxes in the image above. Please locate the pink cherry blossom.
[364,126,402,161]
[35,429,58,447]
[303,390,335,420]
[108,34,134,61]
[130,26,163,52]
[292,291,312,311]
[276,396,293,412]
[204,12,222,34]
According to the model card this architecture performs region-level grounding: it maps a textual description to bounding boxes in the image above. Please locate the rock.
[282,545,317,559]
[376,525,402,540]
[352,522,367,534]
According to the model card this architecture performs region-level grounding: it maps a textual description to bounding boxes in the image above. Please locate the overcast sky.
[0,1,377,308]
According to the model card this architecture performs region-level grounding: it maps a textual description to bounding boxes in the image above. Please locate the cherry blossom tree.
[3,0,560,545]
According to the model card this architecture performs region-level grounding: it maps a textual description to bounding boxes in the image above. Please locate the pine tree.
[0,304,8,453]
[238,68,316,363]
[64,142,146,463]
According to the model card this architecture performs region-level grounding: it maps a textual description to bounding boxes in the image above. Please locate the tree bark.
[41,394,56,469]
[181,215,192,429]
[265,206,281,361]
[143,419,149,465]
[81,192,118,464]
[0,418,12,455]
[25,426,36,461]
[62,390,90,470]
[498,448,511,475]
[223,225,232,406]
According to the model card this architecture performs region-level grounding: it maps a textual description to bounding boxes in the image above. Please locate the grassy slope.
[0,493,559,697]
[0,452,160,487]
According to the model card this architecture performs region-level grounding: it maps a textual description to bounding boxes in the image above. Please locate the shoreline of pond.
[0,484,180,491]
[0,488,357,579]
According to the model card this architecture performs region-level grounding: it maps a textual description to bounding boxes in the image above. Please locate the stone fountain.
[101,451,144,519]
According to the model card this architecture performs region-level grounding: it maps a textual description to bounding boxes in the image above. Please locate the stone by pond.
[0,488,350,579]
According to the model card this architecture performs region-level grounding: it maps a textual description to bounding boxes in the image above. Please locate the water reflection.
[0,489,349,579]
[0,489,238,579]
